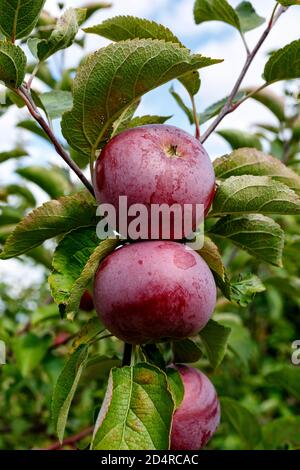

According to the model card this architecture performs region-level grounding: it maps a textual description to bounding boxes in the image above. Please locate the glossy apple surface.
[93,241,216,344]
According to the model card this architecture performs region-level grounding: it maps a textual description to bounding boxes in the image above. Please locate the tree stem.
[200,5,287,144]
[43,426,94,450]
[122,343,133,367]
[16,85,95,197]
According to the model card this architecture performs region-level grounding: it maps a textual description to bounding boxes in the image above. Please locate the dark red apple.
[94,125,215,239]
[170,365,220,450]
[79,290,94,312]
[93,241,216,344]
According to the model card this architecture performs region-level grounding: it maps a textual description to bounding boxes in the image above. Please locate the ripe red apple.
[94,125,215,239]
[79,290,94,312]
[93,241,216,344]
[170,365,220,450]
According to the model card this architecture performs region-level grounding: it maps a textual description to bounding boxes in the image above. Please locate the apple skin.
[94,125,215,239]
[79,290,94,312]
[93,241,216,344]
[170,365,220,450]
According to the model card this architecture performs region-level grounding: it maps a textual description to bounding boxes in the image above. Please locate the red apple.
[93,241,216,344]
[94,125,215,239]
[170,365,220,450]
[79,290,94,312]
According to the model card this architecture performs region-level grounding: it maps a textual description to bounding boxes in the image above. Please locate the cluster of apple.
[92,125,220,450]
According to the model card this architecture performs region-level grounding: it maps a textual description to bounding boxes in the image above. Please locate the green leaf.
[0,205,22,225]
[210,215,284,267]
[31,304,60,326]
[71,318,104,352]
[141,344,166,370]
[17,119,51,142]
[92,363,174,450]
[30,8,85,62]
[231,274,265,307]
[39,91,73,120]
[0,183,36,207]
[49,226,118,319]
[16,166,72,198]
[277,0,300,6]
[84,2,112,21]
[166,368,184,408]
[199,319,231,369]
[111,99,141,137]
[264,39,300,83]
[197,236,225,280]
[266,366,300,400]
[235,2,265,32]
[214,148,300,195]
[0,41,26,87]
[52,345,89,443]
[13,333,52,377]
[194,0,240,30]
[263,417,300,450]
[220,397,262,449]
[217,129,262,150]
[170,87,194,124]
[0,191,96,259]
[0,148,27,163]
[172,338,202,363]
[211,175,300,217]
[199,92,245,125]
[61,39,221,156]
[0,0,45,40]
[83,15,201,96]
[124,115,172,130]
[243,87,285,121]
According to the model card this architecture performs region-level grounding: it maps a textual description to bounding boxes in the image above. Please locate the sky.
[0,0,300,288]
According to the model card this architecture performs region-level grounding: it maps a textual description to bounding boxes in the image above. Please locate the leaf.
[235,2,265,32]
[211,175,300,217]
[39,91,73,120]
[210,215,284,267]
[0,205,22,225]
[217,129,262,150]
[170,87,194,124]
[194,0,240,30]
[17,119,51,142]
[231,274,265,307]
[16,166,72,198]
[214,148,300,195]
[141,344,166,370]
[49,226,118,319]
[84,2,112,21]
[0,41,26,87]
[52,345,89,443]
[199,92,245,125]
[266,366,300,400]
[71,317,104,352]
[61,39,221,156]
[166,368,184,408]
[0,0,45,40]
[0,191,96,259]
[264,39,300,83]
[172,338,202,363]
[13,333,52,377]
[277,0,300,6]
[92,363,174,450]
[220,397,262,449]
[197,236,225,280]
[83,15,201,96]
[111,99,141,137]
[243,87,285,121]
[199,319,231,369]
[0,148,27,163]
[263,417,300,450]
[125,115,172,130]
[0,183,36,207]
[30,8,86,62]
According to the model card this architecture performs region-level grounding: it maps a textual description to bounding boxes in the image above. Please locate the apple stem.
[191,95,200,140]
[122,342,133,367]
[200,5,287,144]
[15,85,95,197]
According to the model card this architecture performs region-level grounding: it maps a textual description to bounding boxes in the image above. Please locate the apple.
[170,365,220,450]
[79,290,94,312]
[93,241,216,344]
[94,125,215,239]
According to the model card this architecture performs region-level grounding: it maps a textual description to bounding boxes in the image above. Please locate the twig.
[16,86,95,197]
[122,343,133,367]
[191,95,201,140]
[44,426,94,450]
[200,5,287,144]
[239,31,250,57]
[27,64,40,90]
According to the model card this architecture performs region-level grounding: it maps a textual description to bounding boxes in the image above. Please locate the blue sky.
[0,0,300,287]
